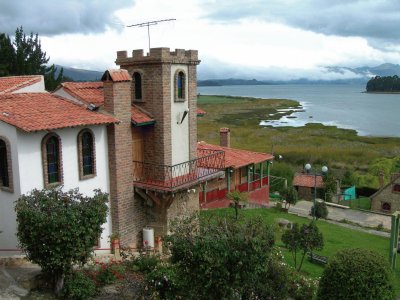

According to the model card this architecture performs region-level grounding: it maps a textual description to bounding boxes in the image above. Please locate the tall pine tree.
[0,26,64,91]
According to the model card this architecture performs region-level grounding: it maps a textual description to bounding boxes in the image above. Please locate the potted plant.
[109,232,120,253]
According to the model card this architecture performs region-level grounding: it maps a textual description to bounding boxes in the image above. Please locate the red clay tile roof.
[58,82,104,106]
[293,173,324,188]
[198,141,273,169]
[0,75,42,94]
[56,81,155,126]
[197,107,206,116]
[0,93,118,132]
[101,69,131,82]
[131,105,155,126]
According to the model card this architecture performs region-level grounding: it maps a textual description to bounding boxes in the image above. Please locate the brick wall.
[371,176,400,214]
[103,77,146,247]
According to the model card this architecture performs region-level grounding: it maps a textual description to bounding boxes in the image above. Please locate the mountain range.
[57,63,400,86]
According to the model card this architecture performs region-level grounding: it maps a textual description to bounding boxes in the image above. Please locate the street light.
[305,163,328,220]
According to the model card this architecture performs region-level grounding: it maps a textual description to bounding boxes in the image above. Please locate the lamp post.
[305,163,328,220]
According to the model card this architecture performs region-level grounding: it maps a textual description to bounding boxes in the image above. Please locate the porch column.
[227,169,231,192]
[247,165,252,191]
[260,162,264,186]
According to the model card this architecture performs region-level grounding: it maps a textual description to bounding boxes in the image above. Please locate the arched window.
[133,72,142,101]
[78,129,96,179]
[42,133,63,186]
[0,138,11,190]
[175,71,186,101]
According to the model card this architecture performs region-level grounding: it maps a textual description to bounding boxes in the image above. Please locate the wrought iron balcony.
[133,149,225,192]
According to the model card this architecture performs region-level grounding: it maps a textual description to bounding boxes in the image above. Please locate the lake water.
[198,84,400,137]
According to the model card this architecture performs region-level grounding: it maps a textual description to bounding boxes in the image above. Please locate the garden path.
[289,200,391,237]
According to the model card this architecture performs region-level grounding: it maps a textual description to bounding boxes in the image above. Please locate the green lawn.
[339,197,372,210]
[201,208,400,296]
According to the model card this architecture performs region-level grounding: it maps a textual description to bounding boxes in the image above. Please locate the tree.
[281,223,301,268]
[317,248,395,300]
[341,170,357,186]
[44,64,64,91]
[282,221,324,271]
[0,33,15,76]
[0,27,64,91]
[282,186,298,209]
[227,190,247,220]
[165,214,288,299]
[311,201,328,219]
[322,172,336,202]
[15,188,108,294]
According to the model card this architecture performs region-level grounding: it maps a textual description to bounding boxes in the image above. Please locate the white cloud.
[3,0,400,80]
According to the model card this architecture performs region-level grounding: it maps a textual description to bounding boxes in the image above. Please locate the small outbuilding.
[370,173,400,214]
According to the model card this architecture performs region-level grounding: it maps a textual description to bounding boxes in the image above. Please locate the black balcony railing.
[133,149,225,191]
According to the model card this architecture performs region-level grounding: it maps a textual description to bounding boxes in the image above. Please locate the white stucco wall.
[0,122,21,256]
[170,65,189,166]
[53,88,85,105]
[14,76,46,93]
[0,124,112,256]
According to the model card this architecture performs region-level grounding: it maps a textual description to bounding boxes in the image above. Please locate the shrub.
[62,271,96,300]
[128,251,160,273]
[84,260,125,287]
[317,248,395,300]
[310,201,328,219]
[145,263,181,299]
[164,214,288,299]
[15,188,108,293]
[287,268,318,300]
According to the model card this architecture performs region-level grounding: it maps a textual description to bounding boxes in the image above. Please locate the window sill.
[0,186,13,193]
[132,99,145,103]
[45,182,63,189]
[174,98,186,103]
[79,174,96,181]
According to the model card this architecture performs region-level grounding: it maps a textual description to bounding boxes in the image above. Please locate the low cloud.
[198,57,367,81]
[0,0,134,36]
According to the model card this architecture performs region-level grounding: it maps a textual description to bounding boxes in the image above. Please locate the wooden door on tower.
[132,128,144,180]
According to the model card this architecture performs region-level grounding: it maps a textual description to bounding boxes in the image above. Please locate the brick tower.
[115,48,200,166]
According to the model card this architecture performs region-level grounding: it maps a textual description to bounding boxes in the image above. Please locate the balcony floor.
[133,168,225,193]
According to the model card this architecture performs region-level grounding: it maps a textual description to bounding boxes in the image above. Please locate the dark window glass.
[393,184,400,192]
[382,202,391,211]
[177,72,185,99]
[134,72,142,100]
[82,132,94,176]
[46,136,59,183]
[0,139,9,187]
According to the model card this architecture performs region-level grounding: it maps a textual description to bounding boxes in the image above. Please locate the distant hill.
[56,65,103,82]
[56,63,400,85]
[354,63,400,77]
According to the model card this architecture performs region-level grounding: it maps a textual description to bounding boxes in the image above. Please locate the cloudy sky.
[1,0,400,80]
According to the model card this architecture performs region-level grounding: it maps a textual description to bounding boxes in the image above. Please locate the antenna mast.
[127,18,176,51]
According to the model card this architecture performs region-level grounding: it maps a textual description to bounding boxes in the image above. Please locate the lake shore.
[197,94,400,189]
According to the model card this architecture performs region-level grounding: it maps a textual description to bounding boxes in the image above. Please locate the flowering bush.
[145,262,181,299]
[287,267,319,300]
[87,260,125,286]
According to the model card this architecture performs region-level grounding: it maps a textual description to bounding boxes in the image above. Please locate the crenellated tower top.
[116,47,200,66]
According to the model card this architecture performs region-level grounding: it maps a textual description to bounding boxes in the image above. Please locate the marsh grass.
[197,95,400,187]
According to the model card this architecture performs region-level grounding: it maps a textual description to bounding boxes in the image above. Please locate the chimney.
[378,171,385,189]
[220,127,230,147]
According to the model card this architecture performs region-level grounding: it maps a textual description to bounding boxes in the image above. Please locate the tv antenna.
[127,18,176,51]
